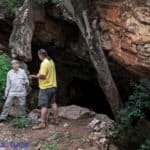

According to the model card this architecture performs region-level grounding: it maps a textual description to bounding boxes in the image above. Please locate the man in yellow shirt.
[31,49,58,129]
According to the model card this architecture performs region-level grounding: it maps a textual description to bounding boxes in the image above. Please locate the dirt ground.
[0,117,97,150]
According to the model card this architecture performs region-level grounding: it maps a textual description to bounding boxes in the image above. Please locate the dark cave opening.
[27,43,114,118]
[67,77,113,118]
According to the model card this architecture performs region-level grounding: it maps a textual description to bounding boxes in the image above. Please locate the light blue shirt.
[5,68,29,97]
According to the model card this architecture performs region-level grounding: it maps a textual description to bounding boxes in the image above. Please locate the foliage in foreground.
[11,117,30,128]
[0,0,23,14]
[0,54,11,110]
[0,54,11,97]
[43,142,58,150]
[111,79,150,149]
[138,140,150,150]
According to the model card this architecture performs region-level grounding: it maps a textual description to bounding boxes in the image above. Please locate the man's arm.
[23,70,29,86]
[30,63,46,80]
[30,74,46,79]
[5,72,11,97]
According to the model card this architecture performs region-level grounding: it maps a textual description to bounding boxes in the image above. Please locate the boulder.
[28,109,40,124]
[58,105,95,120]
[87,115,117,150]
[88,115,114,137]
[88,118,101,132]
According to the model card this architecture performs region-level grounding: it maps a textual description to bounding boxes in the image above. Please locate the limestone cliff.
[98,0,150,78]
[0,0,149,78]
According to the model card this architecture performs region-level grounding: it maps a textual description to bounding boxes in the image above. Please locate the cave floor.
[0,117,97,150]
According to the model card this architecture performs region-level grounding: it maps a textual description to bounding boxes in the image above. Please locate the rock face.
[0,4,12,53]
[1,0,149,76]
[97,0,150,78]
[0,0,150,78]
[9,0,35,61]
[28,109,40,124]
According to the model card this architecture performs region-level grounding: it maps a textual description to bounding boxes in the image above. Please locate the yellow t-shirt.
[39,58,57,89]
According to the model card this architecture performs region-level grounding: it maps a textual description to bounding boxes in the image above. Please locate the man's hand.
[3,96,7,101]
[3,94,8,100]
[22,81,29,87]
[30,75,39,79]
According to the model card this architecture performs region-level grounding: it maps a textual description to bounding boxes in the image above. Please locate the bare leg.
[32,107,47,130]
[41,107,48,123]
[51,103,59,124]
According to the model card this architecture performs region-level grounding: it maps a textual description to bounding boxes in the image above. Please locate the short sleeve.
[39,62,47,75]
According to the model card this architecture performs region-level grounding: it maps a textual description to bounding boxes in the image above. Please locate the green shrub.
[11,117,29,128]
[0,0,23,14]
[138,140,150,150]
[7,0,23,13]
[0,54,11,110]
[111,79,150,149]
[43,142,58,150]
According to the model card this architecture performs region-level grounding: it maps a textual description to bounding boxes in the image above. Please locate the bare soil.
[0,117,96,150]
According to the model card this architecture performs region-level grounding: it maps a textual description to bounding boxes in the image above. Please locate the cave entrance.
[67,77,113,118]
[27,41,113,118]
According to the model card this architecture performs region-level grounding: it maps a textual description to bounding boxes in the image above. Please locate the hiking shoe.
[0,118,6,122]
[50,118,59,125]
[32,122,46,130]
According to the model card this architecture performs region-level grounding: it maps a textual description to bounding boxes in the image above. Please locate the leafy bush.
[111,79,150,149]
[0,0,23,14]
[11,117,29,128]
[0,54,11,110]
[43,142,58,150]
[0,54,11,96]
[7,0,23,13]
[138,140,150,150]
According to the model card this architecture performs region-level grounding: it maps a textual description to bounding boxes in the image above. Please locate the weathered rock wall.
[97,0,150,78]
[9,0,34,61]
[1,0,149,78]
[0,4,12,53]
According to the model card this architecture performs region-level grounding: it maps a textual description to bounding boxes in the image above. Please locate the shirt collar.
[43,58,48,62]
[13,68,20,73]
